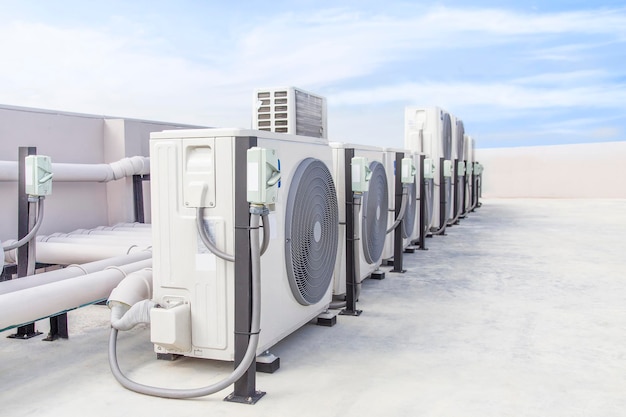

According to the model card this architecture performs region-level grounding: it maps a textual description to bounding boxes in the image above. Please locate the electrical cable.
[260,213,269,256]
[196,207,235,262]
[3,197,45,252]
[108,208,264,399]
[386,185,408,234]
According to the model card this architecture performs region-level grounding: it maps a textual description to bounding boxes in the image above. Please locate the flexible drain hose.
[3,197,45,252]
[108,209,263,399]
[386,185,408,234]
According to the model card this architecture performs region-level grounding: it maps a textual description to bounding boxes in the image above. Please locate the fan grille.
[362,161,388,264]
[402,180,417,238]
[285,158,339,306]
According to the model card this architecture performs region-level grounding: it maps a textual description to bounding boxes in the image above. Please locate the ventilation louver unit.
[254,87,327,139]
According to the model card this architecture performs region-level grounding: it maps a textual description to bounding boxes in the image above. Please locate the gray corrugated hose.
[108,207,264,399]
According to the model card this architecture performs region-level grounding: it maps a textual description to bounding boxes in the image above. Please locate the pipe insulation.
[0,258,152,332]
[4,241,151,265]
[0,156,149,182]
[36,236,152,247]
[0,251,152,295]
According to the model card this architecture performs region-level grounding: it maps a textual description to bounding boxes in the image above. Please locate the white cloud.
[329,81,626,110]
[0,4,625,145]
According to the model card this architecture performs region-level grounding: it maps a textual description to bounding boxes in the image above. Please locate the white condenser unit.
[149,128,339,361]
[329,142,388,297]
[404,107,452,234]
[381,148,418,262]
[253,87,327,139]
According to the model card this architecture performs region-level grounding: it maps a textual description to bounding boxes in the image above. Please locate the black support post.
[436,157,447,235]
[8,147,42,340]
[391,152,405,273]
[225,136,265,405]
[132,174,149,223]
[460,160,468,218]
[416,155,427,250]
[452,160,460,225]
[43,313,69,341]
[340,148,361,317]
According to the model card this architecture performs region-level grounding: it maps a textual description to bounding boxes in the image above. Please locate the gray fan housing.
[285,158,339,305]
[361,161,388,264]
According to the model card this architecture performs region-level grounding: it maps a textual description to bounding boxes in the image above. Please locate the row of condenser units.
[141,108,482,367]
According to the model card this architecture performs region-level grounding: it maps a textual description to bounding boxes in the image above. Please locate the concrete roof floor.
[1,198,625,417]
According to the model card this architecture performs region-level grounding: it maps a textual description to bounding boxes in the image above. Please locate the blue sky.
[1,1,625,148]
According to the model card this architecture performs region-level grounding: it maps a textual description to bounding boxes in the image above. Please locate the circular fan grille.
[362,161,388,264]
[285,158,339,306]
[402,180,417,239]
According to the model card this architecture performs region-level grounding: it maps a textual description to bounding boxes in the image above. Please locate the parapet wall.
[477,141,626,198]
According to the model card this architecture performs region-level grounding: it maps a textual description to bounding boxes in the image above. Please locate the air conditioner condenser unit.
[149,128,339,361]
[329,142,388,298]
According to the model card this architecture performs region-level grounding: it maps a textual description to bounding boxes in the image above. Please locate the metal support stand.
[390,152,405,273]
[460,159,468,219]
[340,148,362,317]
[470,171,477,212]
[414,155,428,250]
[132,174,150,223]
[433,157,447,236]
[43,313,69,341]
[451,160,460,225]
[225,136,265,405]
[8,147,42,340]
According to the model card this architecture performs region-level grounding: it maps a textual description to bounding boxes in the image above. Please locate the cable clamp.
[249,205,269,216]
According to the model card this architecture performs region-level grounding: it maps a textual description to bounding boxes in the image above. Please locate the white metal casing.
[404,107,452,231]
[149,128,335,361]
[253,87,327,139]
[329,142,387,297]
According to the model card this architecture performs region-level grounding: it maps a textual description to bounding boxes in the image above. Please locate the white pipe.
[69,229,152,236]
[0,259,152,332]
[112,223,151,229]
[0,251,152,295]
[37,234,151,246]
[94,225,152,232]
[0,156,149,182]
[4,241,150,265]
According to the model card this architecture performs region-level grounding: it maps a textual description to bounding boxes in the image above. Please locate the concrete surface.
[477,141,626,198]
[1,199,625,417]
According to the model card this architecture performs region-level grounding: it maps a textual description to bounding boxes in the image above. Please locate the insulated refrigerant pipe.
[38,231,151,240]
[91,225,152,233]
[0,251,152,295]
[0,156,149,182]
[69,229,152,236]
[0,258,152,332]
[4,241,151,265]
[37,234,151,246]
[111,223,152,229]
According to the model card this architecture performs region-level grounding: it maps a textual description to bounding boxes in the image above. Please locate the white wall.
[0,105,202,240]
[476,141,626,198]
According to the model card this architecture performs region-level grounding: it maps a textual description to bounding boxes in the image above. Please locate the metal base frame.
[224,390,266,405]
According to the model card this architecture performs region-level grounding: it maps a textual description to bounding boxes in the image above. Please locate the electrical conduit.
[108,207,265,399]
